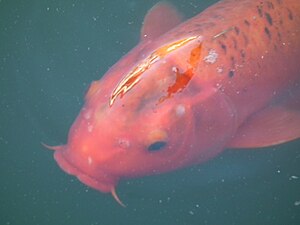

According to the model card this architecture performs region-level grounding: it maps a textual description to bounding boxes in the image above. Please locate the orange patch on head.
[109,36,200,106]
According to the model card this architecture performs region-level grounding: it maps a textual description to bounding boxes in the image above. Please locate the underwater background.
[1,0,299,224]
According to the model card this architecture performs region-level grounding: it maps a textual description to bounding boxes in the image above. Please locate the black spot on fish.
[277,32,282,41]
[228,70,234,78]
[276,0,282,4]
[219,42,227,53]
[257,5,263,17]
[265,13,273,25]
[274,44,278,51]
[267,1,274,9]
[232,37,237,49]
[264,27,271,39]
[234,27,240,35]
[244,20,250,26]
[287,8,293,20]
[240,50,246,58]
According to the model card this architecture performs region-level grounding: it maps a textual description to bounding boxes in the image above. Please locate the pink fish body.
[47,0,300,205]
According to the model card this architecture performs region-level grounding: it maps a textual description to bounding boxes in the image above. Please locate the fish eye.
[147,141,167,152]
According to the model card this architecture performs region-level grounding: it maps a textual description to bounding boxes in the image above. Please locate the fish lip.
[54,150,117,193]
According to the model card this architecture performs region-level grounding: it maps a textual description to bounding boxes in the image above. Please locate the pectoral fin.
[228,90,300,148]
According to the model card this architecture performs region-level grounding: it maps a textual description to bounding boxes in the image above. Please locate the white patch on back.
[87,156,93,165]
[204,49,218,64]
[175,104,186,117]
[87,124,93,133]
[84,109,92,120]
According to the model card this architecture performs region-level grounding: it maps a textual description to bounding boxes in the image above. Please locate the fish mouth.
[44,144,125,206]
[51,148,125,206]
[53,150,115,192]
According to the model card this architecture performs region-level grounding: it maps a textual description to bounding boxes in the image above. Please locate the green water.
[1,0,299,224]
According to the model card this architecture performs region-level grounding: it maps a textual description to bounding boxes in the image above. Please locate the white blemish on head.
[216,67,223,73]
[175,104,186,117]
[84,110,92,120]
[87,124,93,133]
[204,49,218,64]
[172,66,178,73]
[161,59,167,64]
[87,156,93,165]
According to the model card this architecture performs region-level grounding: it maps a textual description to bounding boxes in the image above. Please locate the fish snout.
[47,145,125,206]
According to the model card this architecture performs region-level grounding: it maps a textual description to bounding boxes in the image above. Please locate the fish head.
[48,36,237,204]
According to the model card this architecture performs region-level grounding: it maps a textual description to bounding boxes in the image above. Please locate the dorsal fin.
[140,1,183,41]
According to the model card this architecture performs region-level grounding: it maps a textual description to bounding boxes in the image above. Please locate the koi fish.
[47,0,300,206]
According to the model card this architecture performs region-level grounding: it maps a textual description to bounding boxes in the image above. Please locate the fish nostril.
[118,139,130,149]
